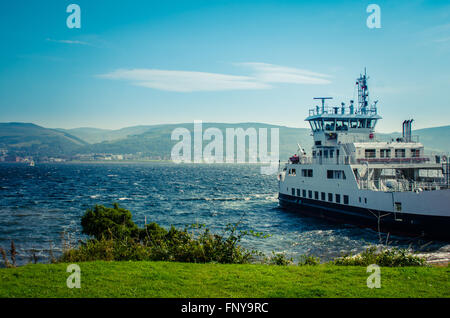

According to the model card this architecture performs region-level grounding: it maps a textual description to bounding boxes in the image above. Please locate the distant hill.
[79,123,450,159]
[411,126,450,153]
[1,122,449,160]
[57,125,158,144]
[0,123,87,157]
[80,123,311,160]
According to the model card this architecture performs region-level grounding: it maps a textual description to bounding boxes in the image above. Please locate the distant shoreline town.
[1,122,449,165]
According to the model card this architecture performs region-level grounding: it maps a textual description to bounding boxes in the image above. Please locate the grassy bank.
[0,261,448,298]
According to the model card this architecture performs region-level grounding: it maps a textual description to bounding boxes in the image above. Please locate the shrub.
[61,205,263,264]
[269,252,293,266]
[333,246,426,267]
[81,203,139,240]
[298,254,320,266]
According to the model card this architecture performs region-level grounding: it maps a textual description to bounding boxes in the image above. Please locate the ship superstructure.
[278,70,450,240]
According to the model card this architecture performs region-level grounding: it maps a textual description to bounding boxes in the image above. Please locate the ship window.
[344,195,349,205]
[330,150,334,158]
[324,150,328,158]
[328,193,333,202]
[311,120,320,132]
[336,120,348,131]
[321,192,326,200]
[364,198,367,204]
[315,191,319,200]
[303,189,306,197]
[367,119,376,129]
[327,170,346,179]
[359,197,361,203]
[292,188,295,196]
[297,189,300,197]
[327,170,333,179]
[365,149,376,158]
[395,149,406,158]
[316,120,323,131]
[315,141,322,146]
[411,149,420,158]
[302,169,313,177]
[380,149,391,158]
[335,194,341,203]
[350,119,358,129]
[358,119,366,128]
[324,119,335,131]
[395,202,402,212]
[308,190,312,198]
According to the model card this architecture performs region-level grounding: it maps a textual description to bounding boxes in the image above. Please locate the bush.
[333,246,426,267]
[62,204,262,264]
[81,203,139,240]
[269,252,293,266]
[298,254,320,266]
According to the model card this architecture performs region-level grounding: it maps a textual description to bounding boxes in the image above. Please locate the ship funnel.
[402,119,414,142]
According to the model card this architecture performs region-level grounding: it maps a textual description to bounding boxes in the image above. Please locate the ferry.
[278,70,450,240]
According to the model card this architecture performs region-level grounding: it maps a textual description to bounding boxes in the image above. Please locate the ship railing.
[286,154,449,166]
[286,155,357,165]
[308,106,378,116]
[357,178,449,192]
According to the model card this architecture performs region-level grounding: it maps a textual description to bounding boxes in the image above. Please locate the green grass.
[1,261,448,298]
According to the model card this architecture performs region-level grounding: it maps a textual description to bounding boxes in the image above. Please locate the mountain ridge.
[1,122,449,160]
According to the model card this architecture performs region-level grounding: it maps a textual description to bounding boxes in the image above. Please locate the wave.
[179,193,277,202]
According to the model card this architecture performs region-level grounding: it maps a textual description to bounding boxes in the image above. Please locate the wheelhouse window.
[380,149,391,158]
[324,119,336,131]
[358,119,366,128]
[395,149,406,158]
[411,149,420,158]
[310,120,323,132]
[365,149,376,158]
[336,120,349,131]
[367,119,377,129]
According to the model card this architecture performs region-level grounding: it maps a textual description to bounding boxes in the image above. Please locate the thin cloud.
[418,23,450,45]
[237,62,332,85]
[46,38,91,46]
[433,37,450,43]
[98,69,270,92]
[98,63,331,92]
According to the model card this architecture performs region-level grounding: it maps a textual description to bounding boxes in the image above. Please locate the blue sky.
[0,0,449,132]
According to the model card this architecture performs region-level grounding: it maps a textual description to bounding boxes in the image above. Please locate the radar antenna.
[313,97,333,114]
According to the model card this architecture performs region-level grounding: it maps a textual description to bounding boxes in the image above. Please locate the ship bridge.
[305,71,381,148]
[305,98,382,147]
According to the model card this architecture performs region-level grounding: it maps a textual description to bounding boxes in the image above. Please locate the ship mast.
[356,68,369,114]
